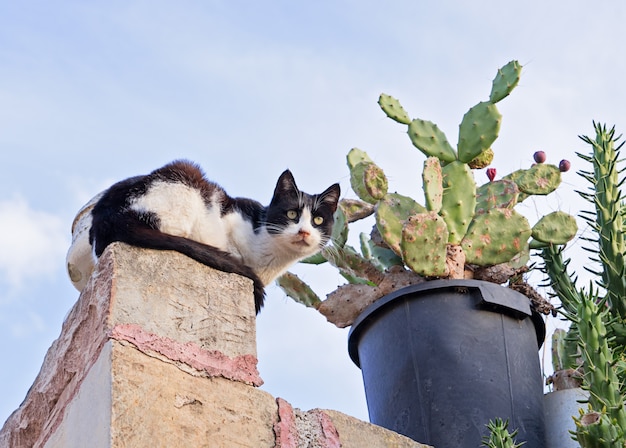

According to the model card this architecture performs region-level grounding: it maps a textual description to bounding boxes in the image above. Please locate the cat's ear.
[274,170,299,194]
[319,183,341,212]
[272,170,299,200]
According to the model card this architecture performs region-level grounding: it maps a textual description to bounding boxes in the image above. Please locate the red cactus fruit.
[533,151,546,163]
[559,159,571,172]
[486,168,497,182]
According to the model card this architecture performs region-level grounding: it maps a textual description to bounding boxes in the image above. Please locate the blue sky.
[1,1,625,425]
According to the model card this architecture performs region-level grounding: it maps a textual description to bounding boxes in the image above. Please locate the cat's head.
[266,170,340,259]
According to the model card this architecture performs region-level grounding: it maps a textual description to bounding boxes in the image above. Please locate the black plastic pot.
[348,279,546,448]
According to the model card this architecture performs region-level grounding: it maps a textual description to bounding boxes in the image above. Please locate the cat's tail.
[98,227,265,313]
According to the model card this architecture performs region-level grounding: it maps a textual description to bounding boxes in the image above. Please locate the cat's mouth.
[291,234,312,247]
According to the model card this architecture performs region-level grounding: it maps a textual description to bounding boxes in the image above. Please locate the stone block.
[0,244,261,447]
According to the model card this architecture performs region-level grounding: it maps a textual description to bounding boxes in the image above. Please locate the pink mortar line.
[109,323,263,387]
[273,398,341,448]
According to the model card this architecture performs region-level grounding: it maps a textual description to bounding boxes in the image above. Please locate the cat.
[68,159,340,313]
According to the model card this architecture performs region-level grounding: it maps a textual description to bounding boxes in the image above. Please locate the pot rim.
[347,278,545,367]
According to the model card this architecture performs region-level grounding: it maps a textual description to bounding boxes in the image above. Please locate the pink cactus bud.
[559,159,571,172]
[533,151,546,163]
[486,168,497,182]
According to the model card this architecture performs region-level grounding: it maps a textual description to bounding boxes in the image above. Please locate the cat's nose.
[298,229,310,238]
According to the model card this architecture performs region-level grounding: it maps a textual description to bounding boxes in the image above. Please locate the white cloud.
[0,197,68,291]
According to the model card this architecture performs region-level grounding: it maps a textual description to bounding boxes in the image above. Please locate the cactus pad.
[349,161,388,204]
[276,272,322,308]
[489,60,522,103]
[347,147,374,169]
[331,204,349,248]
[457,101,502,163]
[531,211,578,244]
[440,161,476,244]
[376,193,427,256]
[461,208,531,266]
[407,118,457,162]
[378,93,412,125]
[422,157,443,212]
[475,179,519,214]
[401,212,449,277]
[514,163,562,195]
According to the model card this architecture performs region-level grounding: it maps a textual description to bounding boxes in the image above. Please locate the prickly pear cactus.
[343,60,577,280]
[278,61,577,328]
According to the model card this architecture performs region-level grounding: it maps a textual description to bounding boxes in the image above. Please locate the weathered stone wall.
[0,243,429,448]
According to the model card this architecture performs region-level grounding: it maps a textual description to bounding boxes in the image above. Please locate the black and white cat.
[66,160,340,313]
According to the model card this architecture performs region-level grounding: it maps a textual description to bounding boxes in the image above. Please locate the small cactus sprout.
[468,147,494,169]
[487,168,497,182]
[481,418,526,448]
[559,159,571,172]
[533,151,546,163]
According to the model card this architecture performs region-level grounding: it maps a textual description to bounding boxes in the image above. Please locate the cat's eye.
[287,210,298,220]
[313,216,324,225]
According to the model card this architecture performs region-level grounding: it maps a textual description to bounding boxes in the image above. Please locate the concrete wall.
[0,243,429,448]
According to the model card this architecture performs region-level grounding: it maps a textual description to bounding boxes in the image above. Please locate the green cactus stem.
[550,328,580,372]
[575,408,625,448]
[481,418,526,448]
[378,93,412,125]
[578,122,626,318]
[489,60,522,104]
[574,293,626,446]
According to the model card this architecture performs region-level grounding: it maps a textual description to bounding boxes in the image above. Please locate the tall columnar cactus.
[574,293,626,447]
[278,61,577,328]
[540,123,626,447]
[578,124,626,320]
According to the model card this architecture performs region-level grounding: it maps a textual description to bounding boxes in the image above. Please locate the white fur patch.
[130,181,230,250]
